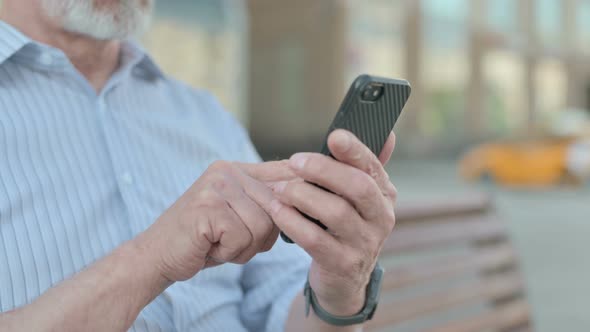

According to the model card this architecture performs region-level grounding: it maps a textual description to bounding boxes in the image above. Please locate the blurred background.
[0,0,586,330]
[142,0,590,158]
[139,1,590,330]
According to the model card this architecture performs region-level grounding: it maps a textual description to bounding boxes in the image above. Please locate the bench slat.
[363,196,532,331]
[422,299,530,332]
[368,273,525,329]
[382,216,506,254]
[395,195,492,222]
[505,325,534,332]
[381,244,516,291]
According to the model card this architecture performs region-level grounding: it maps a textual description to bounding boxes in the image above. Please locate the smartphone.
[281,74,412,243]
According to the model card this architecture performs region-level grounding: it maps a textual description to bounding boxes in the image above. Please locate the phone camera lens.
[361,84,384,102]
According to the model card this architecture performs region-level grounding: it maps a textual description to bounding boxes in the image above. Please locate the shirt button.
[97,99,106,110]
[39,52,54,66]
[120,172,134,185]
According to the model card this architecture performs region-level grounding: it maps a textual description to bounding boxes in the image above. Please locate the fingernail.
[290,153,308,170]
[272,181,287,193]
[334,130,351,151]
[270,199,283,214]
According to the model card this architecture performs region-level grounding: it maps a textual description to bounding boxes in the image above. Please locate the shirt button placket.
[120,172,134,186]
[97,99,133,189]
[39,52,54,67]
[97,98,107,113]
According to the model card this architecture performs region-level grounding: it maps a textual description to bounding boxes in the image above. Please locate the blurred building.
[144,0,249,124]
[2,0,590,158]
[247,0,590,158]
[247,0,349,157]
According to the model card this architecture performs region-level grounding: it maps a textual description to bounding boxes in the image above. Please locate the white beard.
[40,0,154,40]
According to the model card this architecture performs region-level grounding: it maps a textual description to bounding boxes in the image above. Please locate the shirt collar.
[0,19,164,80]
[121,40,164,80]
[0,20,30,65]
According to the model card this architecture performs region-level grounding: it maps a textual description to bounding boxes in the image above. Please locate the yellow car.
[459,137,576,187]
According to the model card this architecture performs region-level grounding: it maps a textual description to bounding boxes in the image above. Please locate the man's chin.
[42,0,153,40]
[62,15,152,41]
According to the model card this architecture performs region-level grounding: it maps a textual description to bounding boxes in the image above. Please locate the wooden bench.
[367,195,533,332]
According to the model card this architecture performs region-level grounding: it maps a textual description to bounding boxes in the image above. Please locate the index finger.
[235,160,297,183]
[230,167,282,252]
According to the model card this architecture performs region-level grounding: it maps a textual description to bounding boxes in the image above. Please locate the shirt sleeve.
[214,99,312,331]
[240,237,312,332]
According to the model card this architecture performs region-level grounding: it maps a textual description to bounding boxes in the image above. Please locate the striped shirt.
[0,20,310,331]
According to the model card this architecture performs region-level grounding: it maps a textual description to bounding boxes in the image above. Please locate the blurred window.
[483,51,527,133]
[345,0,405,86]
[143,0,248,123]
[536,0,562,48]
[420,0,469,140]
[486,0,518,35]
[276,43,305,120]
[423,0,468,22]
[420,50,469,139]
[535,59,567,119]
[0,1,249,123]
[576,0,590,52]
[423,0,468,50]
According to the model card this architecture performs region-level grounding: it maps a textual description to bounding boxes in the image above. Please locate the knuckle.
[306,154,326,173]
[196,189,226,209]
[287,182,309,206]
[278,159,292,170]
[282,180,297,197]
[208,175,242,199]
[368,234,382,258]
[385,204,396,223]
[387,210,397,229]
[260,242,274,253]
[358,225,373,242]
[209,173,229,192]
[209,160,232,172]
[269,200,286,219]
[352,172,376,198]
[299,230,323,252]
[359,229,381,258]
[252,224,273,247]
[388,213,397,233]
[261,215,275,234]
[233,254,253,265]
[260,230,278,252]
[209,161,240,179]
[238,224,255,247]
[385,182,398,202]
[380,206,396,235]
[328,199,353,221]
[225,239,253,264]
[193,215,213,241]
[365,161,380,180]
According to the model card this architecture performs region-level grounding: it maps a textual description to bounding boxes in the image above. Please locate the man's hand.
[0,159,299,332]
[141,160,296,282]
[270,129,397,316]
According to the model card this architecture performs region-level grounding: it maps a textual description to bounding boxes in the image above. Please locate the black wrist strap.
[303,263,384,326]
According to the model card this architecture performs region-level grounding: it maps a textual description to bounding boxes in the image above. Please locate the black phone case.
[321,75,411,156]
[281,75,411,244]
